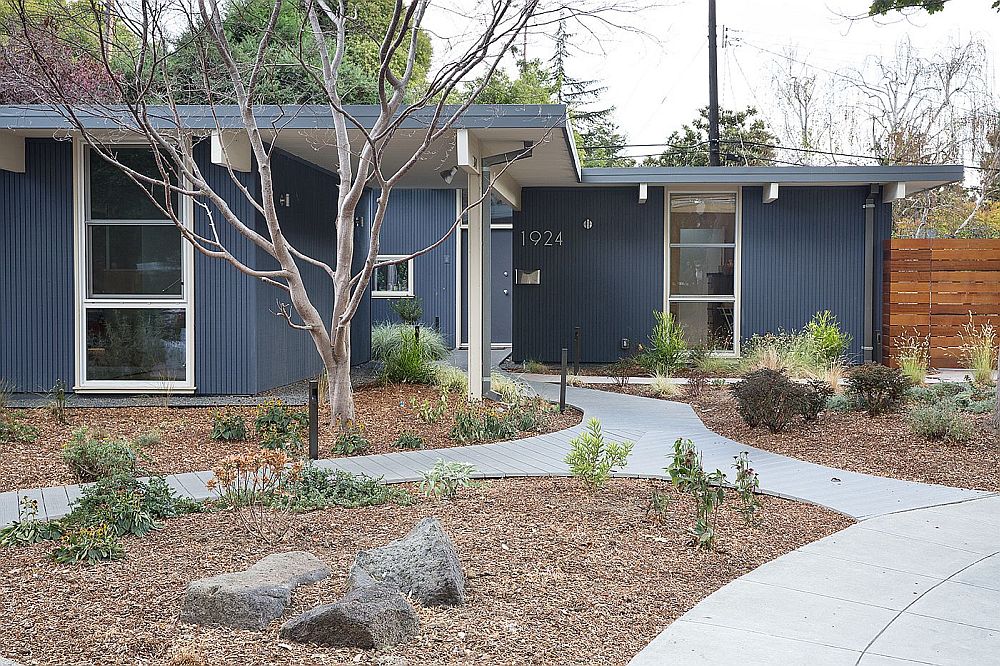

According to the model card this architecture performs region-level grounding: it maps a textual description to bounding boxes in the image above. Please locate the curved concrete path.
[1,384,996,665]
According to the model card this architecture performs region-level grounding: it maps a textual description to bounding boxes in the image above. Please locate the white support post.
[0,133,26,173]
[210,131,252,173]
[638,182,648,204]
[883,182,905,203]
[466,169,484,401]
[763,182,779,204]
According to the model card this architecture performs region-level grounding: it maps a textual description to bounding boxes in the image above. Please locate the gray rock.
[278,583,419,649]
[351,517,465,607]
[180,551,330,629]
[0,658,23,666]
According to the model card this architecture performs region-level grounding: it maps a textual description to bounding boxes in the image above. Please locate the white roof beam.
[210,131,252,173]
[638,182,648,204]
[763,182,779,204]
[0,133,26,173]
[490,170,522,211]
[883,181,906,203]
[456,128,481,175]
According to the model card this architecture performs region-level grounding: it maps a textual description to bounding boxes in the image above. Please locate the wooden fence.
[883,239,1000,367]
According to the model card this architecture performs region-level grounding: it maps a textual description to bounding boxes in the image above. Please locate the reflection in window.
[670,301,735,351]
[669,246,735,296]
[89,147,179,220]
[85,308,186,381]
[88,224,182,297]
[372,256,412,297]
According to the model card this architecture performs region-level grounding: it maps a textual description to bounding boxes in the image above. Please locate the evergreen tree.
[642,107,777,167]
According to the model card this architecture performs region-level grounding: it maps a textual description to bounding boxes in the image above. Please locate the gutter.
[863,185,878,363]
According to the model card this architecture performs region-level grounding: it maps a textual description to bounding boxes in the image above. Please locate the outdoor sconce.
[583,218,593,229]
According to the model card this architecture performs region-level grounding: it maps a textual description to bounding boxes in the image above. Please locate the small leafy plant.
[647,488,671,523]
[62,428,145,482]
[845,363,910,417]
[805,310,852,364]
[733,452,763,526]
[564,418,634,490]
[253,399,307,454]
[641,310,686,373]
[0,498,63,547]
[334,420,370,455]
[420,459,477,499]
[413,392,448,424]
[389,297,423,325]
[211,408,247,441]
[64,475,197,537]
[907,402,972,443]
[48,379,68,424]
[0,410,39,444]
[450,403,519,442]
[666,438,726,551]
[50,524,123,565]
[393,432,424,449]
[278,466,412,512]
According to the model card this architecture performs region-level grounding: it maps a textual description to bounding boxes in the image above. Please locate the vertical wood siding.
[741,186,891,362]
[369,189,459,347]
[0,139,75,392]
[512,187,665,363]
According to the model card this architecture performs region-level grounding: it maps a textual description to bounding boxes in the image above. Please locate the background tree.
[870,0,1000,15]
[642,106,776,167]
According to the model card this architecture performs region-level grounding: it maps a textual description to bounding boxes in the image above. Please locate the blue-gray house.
[0,104,963,396]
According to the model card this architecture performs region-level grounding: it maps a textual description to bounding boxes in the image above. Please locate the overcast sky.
[430,0,999,161]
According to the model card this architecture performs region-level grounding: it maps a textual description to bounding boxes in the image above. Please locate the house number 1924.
[521,230,564,246]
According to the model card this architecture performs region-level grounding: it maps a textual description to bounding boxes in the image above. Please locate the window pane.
[374,260,409,293]
[89,224,182,297]
[89,147,179,220]
[670,301,735,351]
[670,194,736,244]
[670,246,735,296]
[85,308,186,381]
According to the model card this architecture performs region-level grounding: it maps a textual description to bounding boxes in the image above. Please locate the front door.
[461,227,513,345]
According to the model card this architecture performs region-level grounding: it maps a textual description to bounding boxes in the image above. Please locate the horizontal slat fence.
[883,239,1000,367]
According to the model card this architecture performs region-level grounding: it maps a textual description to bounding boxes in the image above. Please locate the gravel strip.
[0,477,850,665]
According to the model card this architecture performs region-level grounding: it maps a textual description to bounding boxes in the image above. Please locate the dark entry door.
[461,228,513,345]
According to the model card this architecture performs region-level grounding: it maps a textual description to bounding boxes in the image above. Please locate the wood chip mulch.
[0,477,851,666]
[610,385,1000,493]
[0,385,581,493]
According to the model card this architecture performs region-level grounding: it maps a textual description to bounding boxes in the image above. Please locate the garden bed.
[0,477,850,665]
[0,384,581,493]
[609,384,1000,493]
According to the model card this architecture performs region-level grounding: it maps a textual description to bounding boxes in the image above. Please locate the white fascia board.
[763,182,779,204]
[0,132,26,173]
[210,130,252,173]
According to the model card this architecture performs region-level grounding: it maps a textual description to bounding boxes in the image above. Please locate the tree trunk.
[327,331,355,428]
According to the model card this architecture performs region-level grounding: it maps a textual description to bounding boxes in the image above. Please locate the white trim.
[664,188,742,356]
[371,254,415,298]
[459,223,513,230]
[73,139,196,392]
[0,133,25,173]
[454,189,463,347]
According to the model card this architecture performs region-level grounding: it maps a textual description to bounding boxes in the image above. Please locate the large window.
[372,255,414,298]
[78,145,193,390]
[667,193,738,352]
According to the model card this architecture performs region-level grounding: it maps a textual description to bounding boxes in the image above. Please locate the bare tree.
[5,0,643,424]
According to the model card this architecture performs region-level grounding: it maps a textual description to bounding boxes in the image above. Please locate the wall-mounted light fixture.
[440,166,459,184]
[583,218,593,230]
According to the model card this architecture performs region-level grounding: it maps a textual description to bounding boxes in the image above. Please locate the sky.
[427,0,1000,162]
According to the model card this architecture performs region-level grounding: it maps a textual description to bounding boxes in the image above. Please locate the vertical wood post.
[560,347,568,413]
[308,380,319,460]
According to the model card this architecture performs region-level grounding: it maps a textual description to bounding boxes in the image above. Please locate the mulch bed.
[0,477,850,666]
[0,385,580,493]
[610,384,1000,493]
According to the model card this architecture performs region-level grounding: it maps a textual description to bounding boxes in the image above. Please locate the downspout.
[863,184,878,364]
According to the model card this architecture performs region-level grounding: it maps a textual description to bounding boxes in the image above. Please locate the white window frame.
[73,138,196,393]
[371,254,414,298]
[664,187,742,357]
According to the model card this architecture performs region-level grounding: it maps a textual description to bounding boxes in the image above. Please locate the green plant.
[253,399,306,454]
[564,418,634,490]
[960,315,998,387]
[389,297,423,325]
[450,403,520,442]
[491,372,530,404]
[826,393,858,412]
[907,403,972,443]
[434,365,468,394]
[0,498,63,547]
[731,369,807,433]
[420,459,477,499]
[0,410,39,444]
[806,310,853,364]
[211,409,247,441]
[279,466,412,512]
[641,310,687,373]
[647,488,671,523]
[64,474,197,537]
[733,452,763,526]
[393,432,424,449]
[894,330,930,386]
[378,328,438,384]
[62,428,144,482]
[648,373,681,398]
[334,421,370,455]
[371,322,448,364]
[846,363,910,417]
[801,379,834,422]
[51,524,123,565]
[48,379,68,424]
[0,377,13,409]
[522,359,547,373]
[412,392,448,423]
[666,438,727,551]
[740,330,829,379]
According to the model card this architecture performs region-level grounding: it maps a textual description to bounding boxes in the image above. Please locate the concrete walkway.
[1,384,996,665]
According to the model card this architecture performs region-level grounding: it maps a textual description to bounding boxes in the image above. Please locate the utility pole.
[707,0,721,167]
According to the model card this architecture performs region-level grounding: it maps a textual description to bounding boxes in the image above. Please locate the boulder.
[180,551,330,630]
[278,583,419,649]
[351,517,465,607]
[0,658,23,666]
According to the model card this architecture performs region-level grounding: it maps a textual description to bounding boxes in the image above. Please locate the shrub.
[907,403,972,443]
[208,449,304,542]
[279,467,411,512]
[434,365,468,394]
[522,359,547,374]
[826,393,858,412]
[648,373,681,398]
[420,460,477,499]
[741,330,828,379]
[62,428,144,482]
[607,358,639,387]
[894,331,930,386]
[211,409,247,441]
[491,372,529,404]
[389,297,423,325]
[564,418,634,490]
[393,432,424,449]
[253,399,307,454]
[666,438,727,551]
[450,403,519,442]
[48,379,68,424]
[640,310,686,373]
[0,411,39,444]
[731,369,806,433]
[506,397,553,432]
[378,328,438,384]
[960,315,998,387]
[64,475,197,537]
[733,452,763,526]
[334,421,370,455]
[51,524,123,565]
[371,322,448,364]
[685,370,710,398]
[801,379,834,422]
[806,310,852,364]
[0,498,62,547]
[846,363,909,417]
[412,392,448,423]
